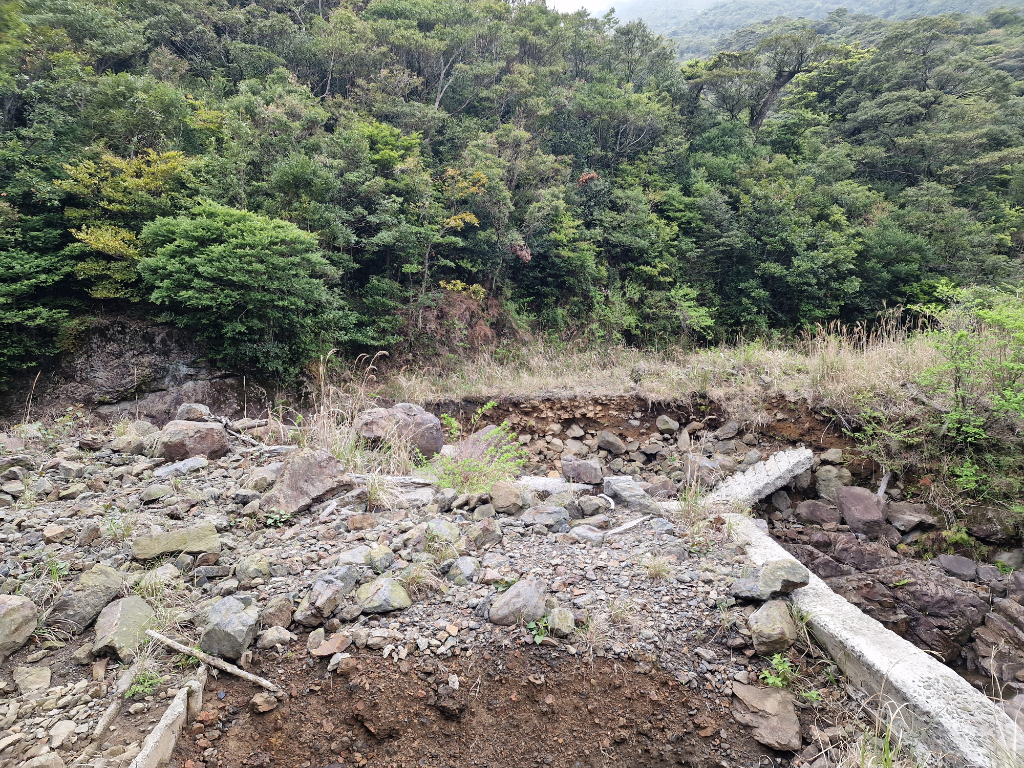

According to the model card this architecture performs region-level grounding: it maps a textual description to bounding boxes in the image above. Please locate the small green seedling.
[759,653,796,688]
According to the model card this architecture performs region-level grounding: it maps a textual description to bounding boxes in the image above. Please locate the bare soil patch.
[173,646,786,768]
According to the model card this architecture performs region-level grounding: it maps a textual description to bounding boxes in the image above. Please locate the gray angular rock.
[153,456,208,479]
[834,486,886,538]
[0,595,38,661]
[14,664,50,695]
[246,462,283,492]
[715,420,739,439]
[356,578,412,613]
[260,449,353,514]
[235,553,270,583]
[200,596,259,660]
[92,596,156,662]
[260,595,293,628]
[793,500,840,526]
[47,564,124,634]
[368,544,396,573]
[489,482,523,515]
[597,431,627,455]
[656,415,679,434]
[561,455,603,485]
[175,403,211,421]
[446,556,481,586]
[815,464,852,499]
[467,517,502,549]
[732,683,802,751]
[936,554,978,582]
[732,560,810,601]
[887,501,940,533]
[296,567,361,625]
[547,606,575,638]
[519,505,570,532]
[257,626,296,649]
[155,420,229,461]
[140,484,173,503]
[602,478,661,517]
[132,522,221,560]
[488,578,546,626]
[425,517,460,542]
[748,600,797,654]
[568,524,605,547]
[353,403,444,458]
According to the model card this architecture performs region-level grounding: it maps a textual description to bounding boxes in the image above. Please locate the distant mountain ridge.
[608,0,1024,56]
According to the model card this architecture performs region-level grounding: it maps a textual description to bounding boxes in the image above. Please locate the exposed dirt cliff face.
[1,317,276,425]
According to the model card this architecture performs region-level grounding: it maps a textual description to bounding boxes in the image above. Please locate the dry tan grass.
[369,317,938,426]
[279,352,421,475]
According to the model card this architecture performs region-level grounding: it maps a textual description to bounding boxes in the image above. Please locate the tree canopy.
[1,0,1022,380]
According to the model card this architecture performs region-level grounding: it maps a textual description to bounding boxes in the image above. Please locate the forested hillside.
[1,0,1023,383]
[613,0,1023,58]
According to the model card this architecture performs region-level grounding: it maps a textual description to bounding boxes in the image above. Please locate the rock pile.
[0,401,860,767]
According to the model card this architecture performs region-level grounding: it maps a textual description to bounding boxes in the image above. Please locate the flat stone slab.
[132,522,221,560]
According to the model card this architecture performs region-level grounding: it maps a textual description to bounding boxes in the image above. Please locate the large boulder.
[92,596,156,662]
[834,486,885,538]
[132,522,221,560]
[154,420,229,461]
[200,597,259,660]
[47,564,124,634]
[748,600,797,654]
[356,578,412,613]
[0,595,38,661]
[561,455,603,485]
[353,403,444,459]
[488,578,546,626]
[259,449,353,514]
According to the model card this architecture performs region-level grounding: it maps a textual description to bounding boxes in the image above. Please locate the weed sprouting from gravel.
[640,555,672,581]
[399,562,448,600]
[104,508,135,541]
[572,612,611,662]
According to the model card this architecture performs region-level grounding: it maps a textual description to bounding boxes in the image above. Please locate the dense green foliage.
[1,0,1023,382]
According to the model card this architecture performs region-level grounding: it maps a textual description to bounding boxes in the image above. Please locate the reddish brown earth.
[173,646,785,768]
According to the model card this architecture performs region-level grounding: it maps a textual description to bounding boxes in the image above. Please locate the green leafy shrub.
[431,420,527,494]
[139,201,353,378]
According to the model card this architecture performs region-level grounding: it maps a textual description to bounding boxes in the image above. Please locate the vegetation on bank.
[2,0,1024,382]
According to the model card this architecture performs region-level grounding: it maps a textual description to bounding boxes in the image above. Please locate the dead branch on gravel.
[145,630,281,692]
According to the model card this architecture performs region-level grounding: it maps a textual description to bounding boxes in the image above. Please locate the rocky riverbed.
[0,402,907,768]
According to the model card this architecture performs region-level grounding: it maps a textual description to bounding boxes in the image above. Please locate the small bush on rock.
[431,420,527,494]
